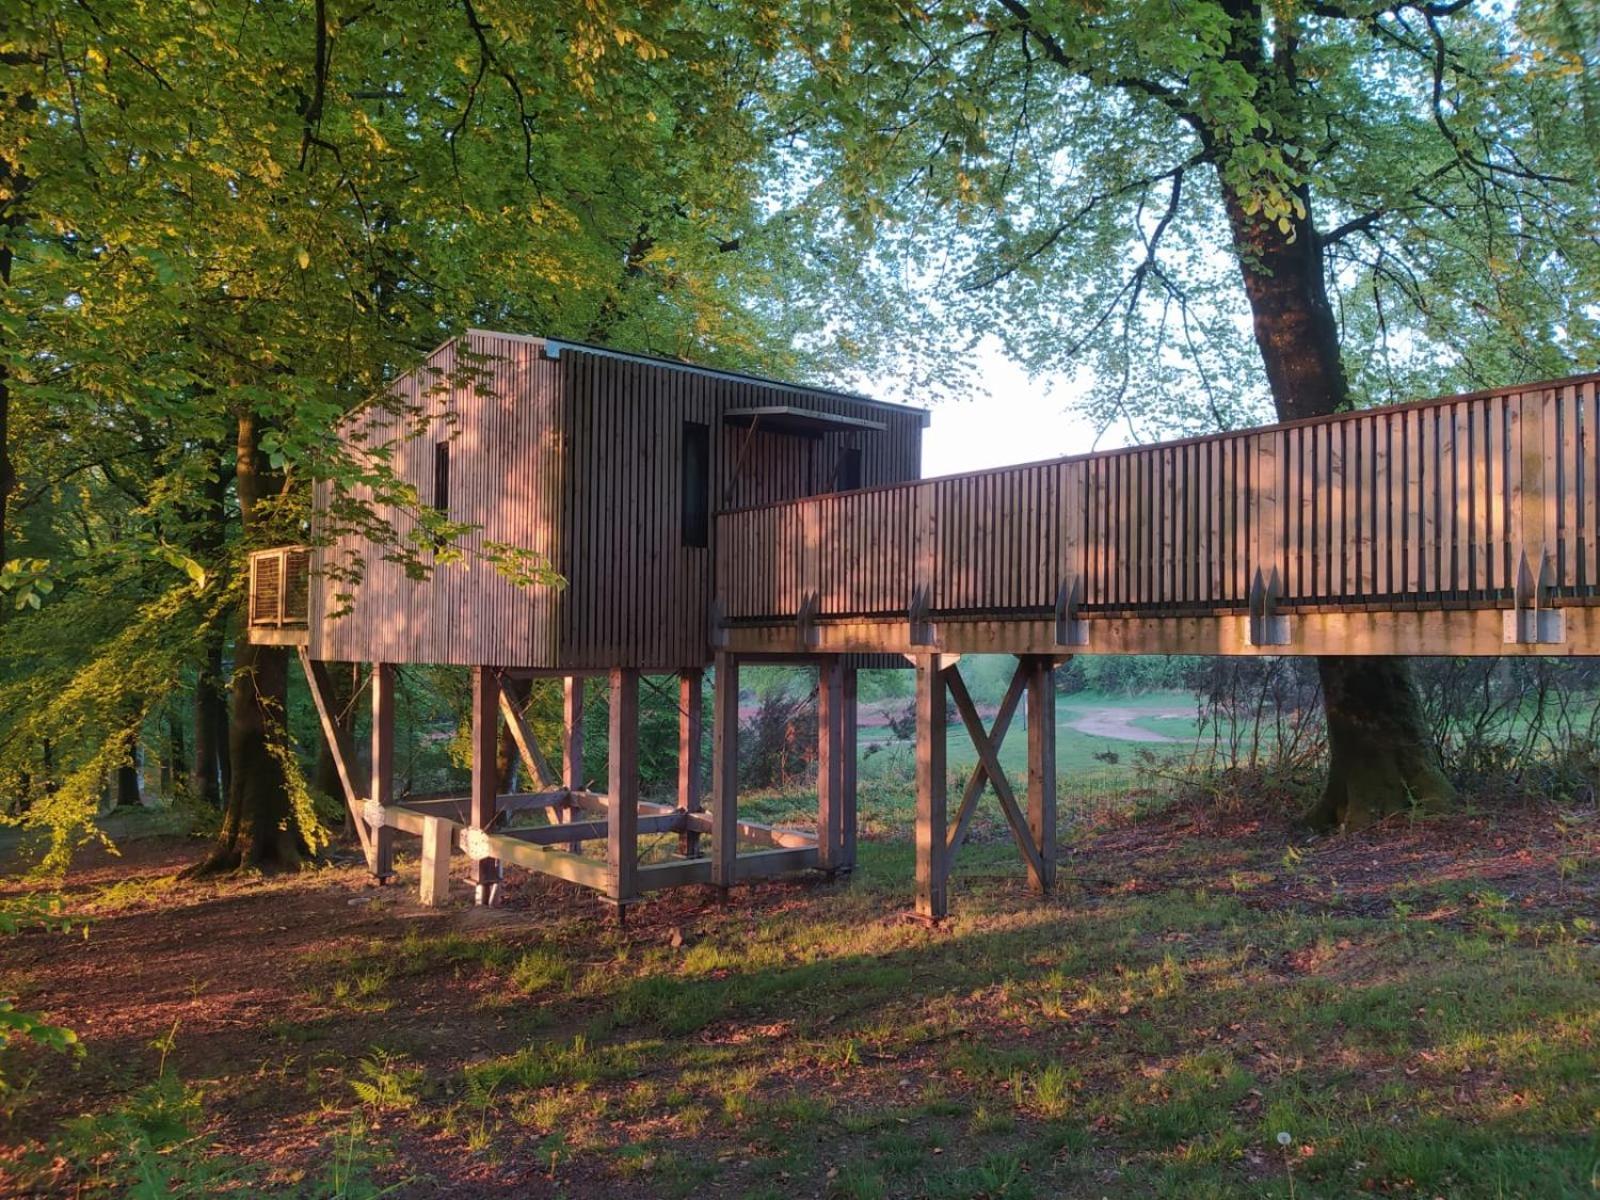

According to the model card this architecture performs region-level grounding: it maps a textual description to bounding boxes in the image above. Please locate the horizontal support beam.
[718,606,1600,658]
[682,811,817,850]
[467,830,611,890]
[502,812,685,846]
[734,846,819,879]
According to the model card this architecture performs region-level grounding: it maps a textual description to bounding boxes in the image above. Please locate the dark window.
[433,442,450,515]
[682,421,710,548]
[835,447,863,493]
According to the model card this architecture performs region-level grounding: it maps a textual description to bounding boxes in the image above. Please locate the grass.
[5,761,1600,1196]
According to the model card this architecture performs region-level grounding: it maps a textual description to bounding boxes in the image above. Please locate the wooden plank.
[734,846,820,880]
[498,676,559,788]
[943,666,1044,882]
[371,663,396,880]
[712,651,739,889]
[469,665,500,903]
[419,815,452,907]
[816,656,843,871]
[297,647,376,870]
[607,667,640,906]
[1025,655,1056,894]
[840,664,859,871]
[507,813,681,846]
[945,663,1027,858]
[677,669,704,858]
[481,832,610,888]
[914,653,948,921]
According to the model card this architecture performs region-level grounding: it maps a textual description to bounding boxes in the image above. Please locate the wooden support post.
[712,651,739,893]
[418,816,452,907]
[469,666,500,905]
[677,669,704,858]
[840,664,859,873]
[816,656,843,873]
[562,676,584,853]
[915,653,948,921]
[370,663,396,882]
[1024,656,1057,894]
[606,667,640,914]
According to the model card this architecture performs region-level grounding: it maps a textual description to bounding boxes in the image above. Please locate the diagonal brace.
[942,662,1043,882]
[298,647,378,870]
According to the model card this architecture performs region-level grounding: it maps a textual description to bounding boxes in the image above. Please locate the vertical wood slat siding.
[558,348,923,669]
[312,333,563,667]
[313,336,924,669]
[716,376,1600,625]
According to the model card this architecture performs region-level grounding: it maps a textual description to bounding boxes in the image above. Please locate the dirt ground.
[3,800,1598,1198]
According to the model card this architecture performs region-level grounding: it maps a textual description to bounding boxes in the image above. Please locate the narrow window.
[834,447,863,493]
[433,442,450,515]
[682,421,710,548]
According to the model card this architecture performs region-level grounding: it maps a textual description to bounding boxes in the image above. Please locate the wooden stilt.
[915,653,948,921]
[1025,656,1058,894]
[469,666,501,905]
[816,656,843,873]
[840,664,859,873]
[562,676,585,853]
[370,663,396,882]
[712,651,739,892]
[677,668,704,858]
[606,667,641,913]
[419,815,452,906]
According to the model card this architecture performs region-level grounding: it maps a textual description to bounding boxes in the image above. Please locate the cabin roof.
[464,329,932,427]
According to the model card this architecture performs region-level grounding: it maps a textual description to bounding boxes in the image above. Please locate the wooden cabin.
[249,330,926,912]
[249,346,1599,922]
[266,330,925,670]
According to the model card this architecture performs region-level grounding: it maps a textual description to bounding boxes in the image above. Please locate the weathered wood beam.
[297,647,376,870]
[734,846,819,879]
[561,676,585,853]
[419,816,452,907]
[469,666,500,905]
[503,812,683,847]
[945,663,1027,859]
[944,665,1045,884]
[496,671,559,788]
[914,653,948,921]
[1024,655,1058,894]
[370,663,396,880]
[816,656,843,872]
[678,668,704,858]
[607,667,640,910]
[682,811,817,849]
[840,664,858,872]
[712,651,739,890]
[473,830,610,890]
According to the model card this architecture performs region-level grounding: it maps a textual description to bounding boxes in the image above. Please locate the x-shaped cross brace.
[941,660,1046,883]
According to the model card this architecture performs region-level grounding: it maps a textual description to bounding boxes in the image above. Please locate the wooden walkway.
[716,375,1600,657]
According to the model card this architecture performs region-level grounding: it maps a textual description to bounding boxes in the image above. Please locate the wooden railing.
[248,546,310,628]
[716,374,1600,628]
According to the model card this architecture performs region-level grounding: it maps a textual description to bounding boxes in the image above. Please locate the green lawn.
[6,800,1597,1199]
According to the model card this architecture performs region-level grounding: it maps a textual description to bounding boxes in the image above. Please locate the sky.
[873,336,1114,479]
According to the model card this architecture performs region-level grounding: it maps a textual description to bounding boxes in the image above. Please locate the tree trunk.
[193,411,302,873]
[1214,38,1455,828]
[191,638,229,808]
[114,743,143,810]
[0,79,27,575]
[1310,656,1453,829]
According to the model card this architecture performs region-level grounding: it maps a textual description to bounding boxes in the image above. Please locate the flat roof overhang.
[723,406,888,437]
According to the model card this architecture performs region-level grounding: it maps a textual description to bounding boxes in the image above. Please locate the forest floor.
[3,790,1600,1199]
